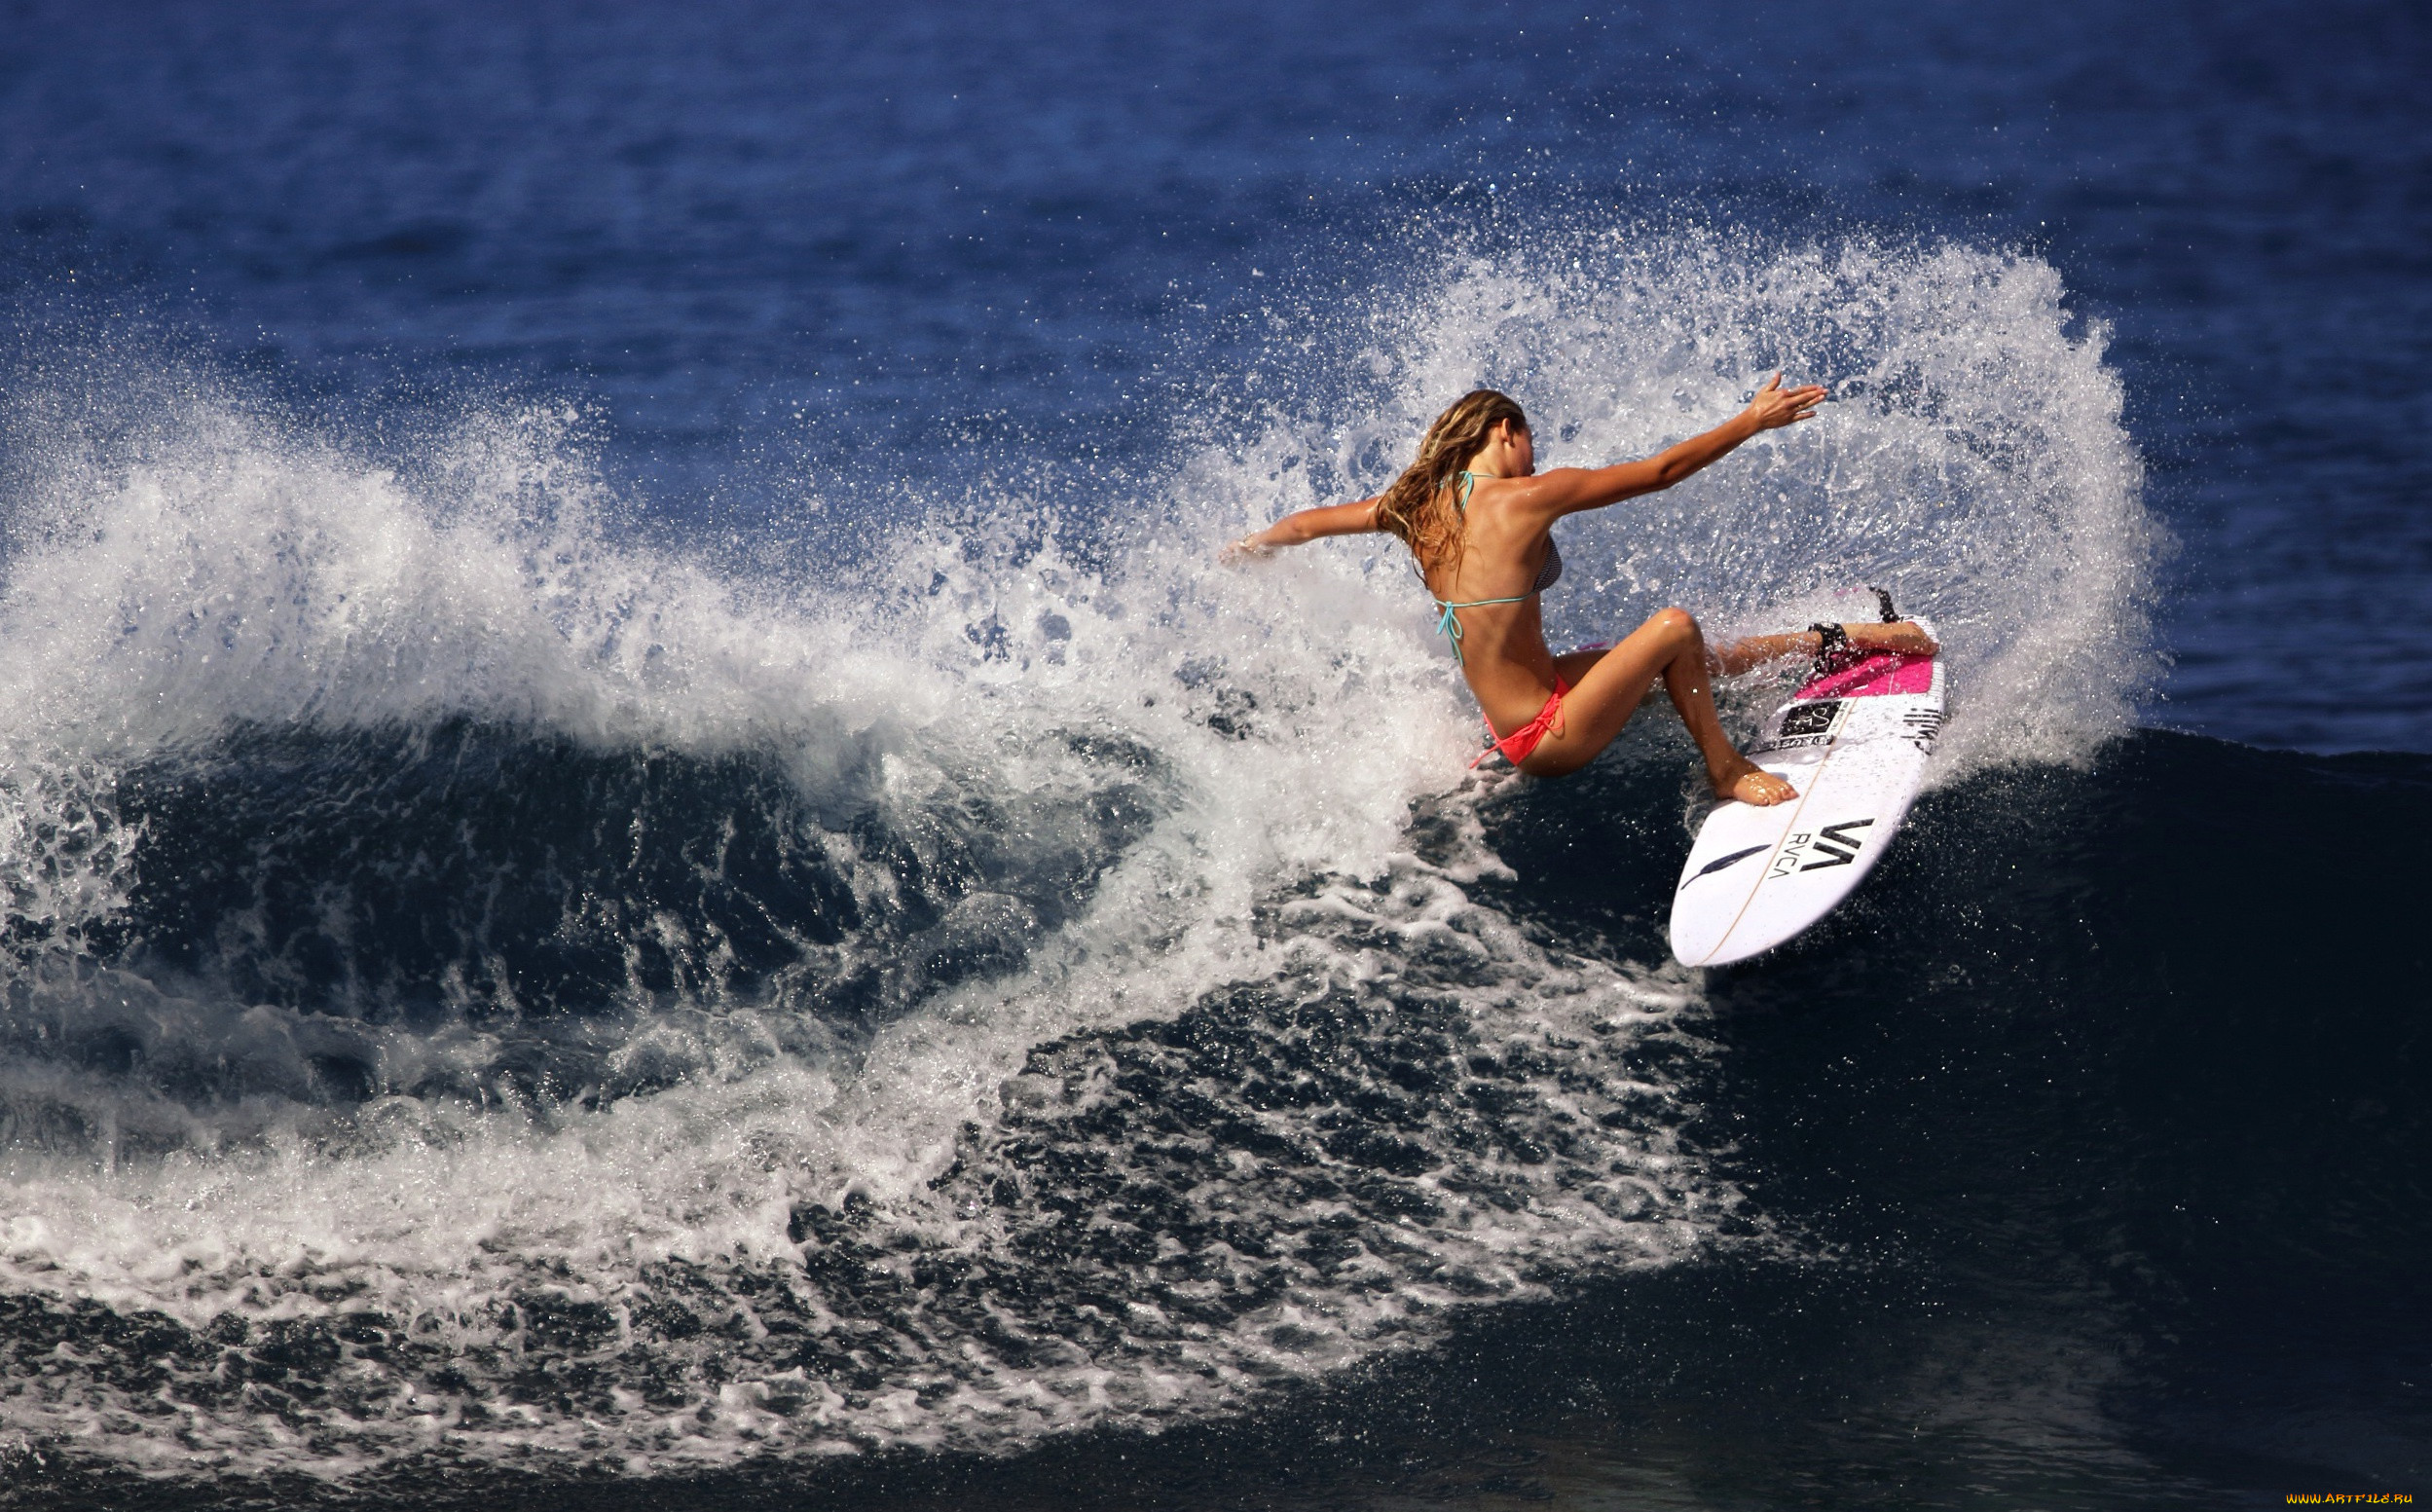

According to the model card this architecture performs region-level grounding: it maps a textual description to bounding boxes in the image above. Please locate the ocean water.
[0,1,2423,1507]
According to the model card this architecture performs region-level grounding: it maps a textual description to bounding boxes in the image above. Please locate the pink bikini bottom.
[1474,676,1568,769]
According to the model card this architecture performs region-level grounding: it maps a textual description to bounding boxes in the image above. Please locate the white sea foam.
[1209,228,2159,777]
[0,227,2155,1478]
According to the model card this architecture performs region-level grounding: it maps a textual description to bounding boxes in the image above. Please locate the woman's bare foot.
[1713,757,1797,806]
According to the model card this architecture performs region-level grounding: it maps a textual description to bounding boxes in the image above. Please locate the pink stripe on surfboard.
[1794,651,1935,701]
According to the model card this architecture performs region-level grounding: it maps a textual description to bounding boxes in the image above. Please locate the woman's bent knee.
[1643,607,1698,644]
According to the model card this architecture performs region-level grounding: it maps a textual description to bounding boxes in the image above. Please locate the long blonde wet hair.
[1374,388,1529,581]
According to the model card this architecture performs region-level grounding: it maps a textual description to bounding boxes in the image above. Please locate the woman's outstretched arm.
[1223,497,1381,559]
[1508,374,1825,525]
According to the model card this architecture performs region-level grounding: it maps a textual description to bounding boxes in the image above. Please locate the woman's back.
[1423,472,1569,727]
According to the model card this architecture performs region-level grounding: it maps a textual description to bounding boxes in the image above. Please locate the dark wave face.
[61,719,1164,1109]
[0,706,1737,1471]
[4,732,2427,1510]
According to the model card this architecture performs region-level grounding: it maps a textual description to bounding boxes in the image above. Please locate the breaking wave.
[0,228,2154,1479]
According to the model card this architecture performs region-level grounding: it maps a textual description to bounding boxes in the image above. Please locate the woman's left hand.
[1743,372,1828,430]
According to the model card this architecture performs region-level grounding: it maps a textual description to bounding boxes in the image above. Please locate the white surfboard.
[1669,621,1944,967]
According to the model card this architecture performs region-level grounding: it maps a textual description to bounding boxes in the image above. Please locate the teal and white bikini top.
[1428,469,1563,664]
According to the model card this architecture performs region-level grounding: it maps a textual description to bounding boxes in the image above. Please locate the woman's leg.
[1712,620,1939,676]
[1521,608,1796,804]
[1551,643,1611,684]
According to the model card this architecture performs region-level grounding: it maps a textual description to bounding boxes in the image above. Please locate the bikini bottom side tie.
[1471,676,1568,770]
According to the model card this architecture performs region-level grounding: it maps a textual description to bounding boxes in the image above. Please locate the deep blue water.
[0,0,2425,1506]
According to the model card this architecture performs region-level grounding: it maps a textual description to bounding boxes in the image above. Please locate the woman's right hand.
[1743,372,1828,430]
[1219,498,1382,563]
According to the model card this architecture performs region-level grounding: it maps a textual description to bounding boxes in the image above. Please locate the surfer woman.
[1227,379,1937,800]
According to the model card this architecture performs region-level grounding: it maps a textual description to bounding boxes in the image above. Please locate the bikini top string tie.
[1433,599,1469,660]
[1427,472,1555,666]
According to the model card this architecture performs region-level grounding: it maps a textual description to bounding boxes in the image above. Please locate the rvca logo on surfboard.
[1766,818,1875,878]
